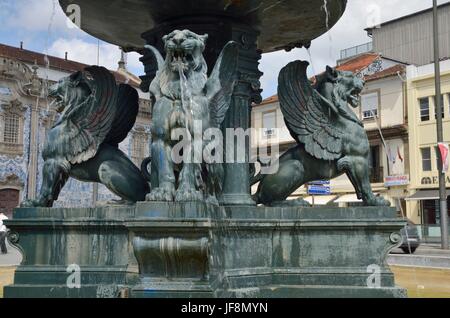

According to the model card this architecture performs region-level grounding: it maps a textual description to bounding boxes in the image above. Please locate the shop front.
[406,189,450,242]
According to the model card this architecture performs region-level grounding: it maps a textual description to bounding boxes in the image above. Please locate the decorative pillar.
[26,64,42,200]
[220,28,262,206]
[27,98,39,200]
[140,17,262,206]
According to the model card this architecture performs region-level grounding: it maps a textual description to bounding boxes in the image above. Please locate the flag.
[438,143,449,173]
[397,146,404,163]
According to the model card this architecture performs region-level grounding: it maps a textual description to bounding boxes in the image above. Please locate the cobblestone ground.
[0,267,15,298]
[0,266,449,298]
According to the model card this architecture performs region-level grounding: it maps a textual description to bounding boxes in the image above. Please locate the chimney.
[20,41,23,50]
[118,48,127,71]
[65,52,68,60]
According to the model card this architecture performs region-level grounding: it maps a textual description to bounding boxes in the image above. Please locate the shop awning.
[405,190,445,201]
[334,193,382,203]
[304,195,337,205]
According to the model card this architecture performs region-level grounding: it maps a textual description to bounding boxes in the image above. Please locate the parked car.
[399,219,421,254]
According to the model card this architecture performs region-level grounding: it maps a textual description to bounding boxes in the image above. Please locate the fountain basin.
[59,0,347,51]
[4,203,406,298]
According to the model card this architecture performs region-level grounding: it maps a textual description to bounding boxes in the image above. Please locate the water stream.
[321,0,334,61]
[44,0,57,111]
[306,48,317,82]
[176,62,194,133]
[321,0,334,179]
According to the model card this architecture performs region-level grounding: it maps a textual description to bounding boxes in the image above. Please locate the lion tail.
[141,157,152,182]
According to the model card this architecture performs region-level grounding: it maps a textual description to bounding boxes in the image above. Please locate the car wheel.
[401,247,417,254]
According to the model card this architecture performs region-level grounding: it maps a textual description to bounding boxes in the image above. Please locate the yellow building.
[405,60,450,241]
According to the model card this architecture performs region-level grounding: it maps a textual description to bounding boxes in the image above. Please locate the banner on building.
[438,143,450,173]
[384,175,409,187]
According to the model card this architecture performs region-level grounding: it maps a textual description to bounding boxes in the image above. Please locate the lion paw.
[146,187,175,202]
[20,200,36,208]
[205,195,219,206]
[365,196,391,207]
[20,198,49,208]
[269,198,311,207]
[175,188,204,202]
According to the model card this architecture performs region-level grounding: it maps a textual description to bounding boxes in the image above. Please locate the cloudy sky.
[0,0,449,98]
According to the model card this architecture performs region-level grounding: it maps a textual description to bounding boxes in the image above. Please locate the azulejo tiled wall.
[0,106,31,198]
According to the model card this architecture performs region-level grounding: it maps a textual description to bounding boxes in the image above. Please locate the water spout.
[175,62,194,132]
[321,0,334,60]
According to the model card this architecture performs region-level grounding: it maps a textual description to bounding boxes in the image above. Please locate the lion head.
[163,29,208,73]
[317,66,365,108]
[48,71,93,113]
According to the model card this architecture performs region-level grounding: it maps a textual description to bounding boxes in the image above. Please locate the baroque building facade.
[0,44,151,217]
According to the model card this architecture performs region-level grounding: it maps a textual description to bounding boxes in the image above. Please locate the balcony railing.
[340,42,373,60]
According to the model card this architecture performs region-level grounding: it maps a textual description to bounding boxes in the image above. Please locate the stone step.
[387,254,450,269]
[415,248,450,256]
[391,245,450,256]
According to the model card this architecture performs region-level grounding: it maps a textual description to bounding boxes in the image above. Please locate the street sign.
[309,180,330,185]
[308,185,331,195]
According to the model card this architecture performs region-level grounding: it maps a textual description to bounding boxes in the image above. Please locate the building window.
[434,95,445,119]
[3,114,19,144]
[419,97,430,122]
[368,145,383,183]
[421,147,432,172]
[262,111,277,138]
[361,92,379,119]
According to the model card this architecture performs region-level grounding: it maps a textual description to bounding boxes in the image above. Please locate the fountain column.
[140,18,262,206]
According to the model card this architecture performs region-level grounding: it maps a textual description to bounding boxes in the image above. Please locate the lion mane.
[44,66,139,165]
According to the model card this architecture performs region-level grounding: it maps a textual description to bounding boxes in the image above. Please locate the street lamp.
[433,0,449,250]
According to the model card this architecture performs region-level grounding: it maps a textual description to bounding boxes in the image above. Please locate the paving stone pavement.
[0,241,22,267]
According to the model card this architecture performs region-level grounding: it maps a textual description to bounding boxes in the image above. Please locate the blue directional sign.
[308,184,331,195]
[309,180,331,185]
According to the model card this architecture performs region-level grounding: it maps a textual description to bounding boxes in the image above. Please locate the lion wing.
[55,66,119,164]
[278,61,343,161]
[104,83,139,146]
[205,41,239,128]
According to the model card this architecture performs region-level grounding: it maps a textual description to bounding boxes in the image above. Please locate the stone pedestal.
[3,207,138,298]
[5,204,406,298]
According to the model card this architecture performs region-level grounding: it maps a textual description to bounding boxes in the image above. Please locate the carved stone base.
[4,204,407,298]
[3,206,139,298]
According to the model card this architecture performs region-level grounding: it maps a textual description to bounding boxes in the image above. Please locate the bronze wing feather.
[104,83,139,146]
[278,61,343,161]
[205,41,239,128]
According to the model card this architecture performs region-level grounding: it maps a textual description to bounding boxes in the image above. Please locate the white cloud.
[127,52,145,74]
[48,38,145,75]
[259,0,450,98]
[9,0,449,98]
[6,0,88,38]
[48,38,122,70]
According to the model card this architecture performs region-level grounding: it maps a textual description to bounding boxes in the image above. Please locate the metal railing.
[340,42,373,60]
